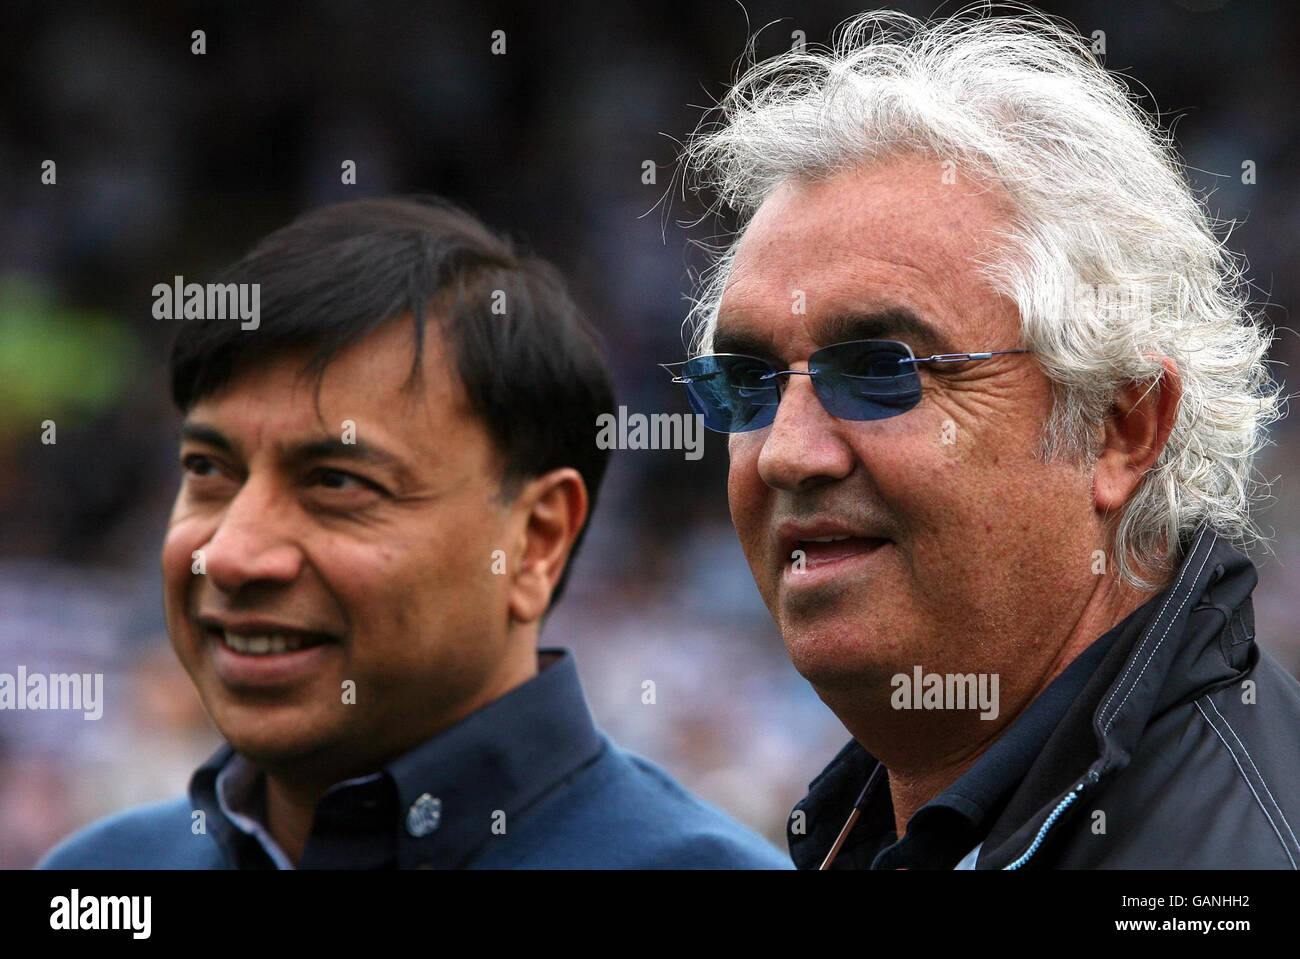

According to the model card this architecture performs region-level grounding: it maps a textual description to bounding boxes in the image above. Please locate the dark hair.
[169,195,614,608]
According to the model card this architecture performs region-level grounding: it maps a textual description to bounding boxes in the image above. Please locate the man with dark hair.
[39,197,788,869]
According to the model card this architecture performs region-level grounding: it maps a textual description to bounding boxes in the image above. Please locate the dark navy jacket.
[38,649,791,869]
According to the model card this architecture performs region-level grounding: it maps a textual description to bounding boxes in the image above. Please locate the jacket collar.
[981,524,1257,868]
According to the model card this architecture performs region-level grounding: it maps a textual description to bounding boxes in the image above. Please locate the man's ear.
[1094,355,1182,515]
[507,468,588,624]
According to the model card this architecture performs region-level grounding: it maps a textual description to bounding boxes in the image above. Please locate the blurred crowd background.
[2,0,1298,867]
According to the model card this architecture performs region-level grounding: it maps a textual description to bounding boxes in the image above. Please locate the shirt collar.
[190,647,604,869]
[214,752,296,869]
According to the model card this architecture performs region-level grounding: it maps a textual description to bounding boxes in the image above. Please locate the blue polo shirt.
[39,648,791,869]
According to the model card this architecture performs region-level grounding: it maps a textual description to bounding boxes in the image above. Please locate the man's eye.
[732,365,774,389]
[844,356,906,378]
[311,468,379,493]
[181,454,219,476]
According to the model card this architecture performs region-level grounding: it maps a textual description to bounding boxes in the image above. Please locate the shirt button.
[406,793,443,837]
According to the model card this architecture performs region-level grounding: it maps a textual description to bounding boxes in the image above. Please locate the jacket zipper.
[1003,769,1100,870]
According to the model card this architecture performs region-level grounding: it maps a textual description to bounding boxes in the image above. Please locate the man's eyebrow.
[712,307,957,361]
[180,422,236,453]
[180,423,417,485]
[709,325,783,363]
[817,309,957,357]
[290,437,409,475]
[286,437,422,492]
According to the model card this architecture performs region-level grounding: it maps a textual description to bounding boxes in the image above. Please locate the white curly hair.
[681,4,1283,590]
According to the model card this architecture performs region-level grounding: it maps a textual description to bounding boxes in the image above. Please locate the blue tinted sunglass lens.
[812,342,922,420]
[680,355,779,432]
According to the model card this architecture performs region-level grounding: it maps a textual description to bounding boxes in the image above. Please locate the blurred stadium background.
[2,0,1298,867]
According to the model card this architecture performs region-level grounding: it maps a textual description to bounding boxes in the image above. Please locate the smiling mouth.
[205,626,334,656]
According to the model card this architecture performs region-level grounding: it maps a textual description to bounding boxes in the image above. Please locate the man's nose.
[756,369,855,491]
[201,479,304,593]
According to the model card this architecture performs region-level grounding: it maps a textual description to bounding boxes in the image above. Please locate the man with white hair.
[667,9,1299,868]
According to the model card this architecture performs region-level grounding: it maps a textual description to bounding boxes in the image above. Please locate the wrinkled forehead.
[714,158,1019,361]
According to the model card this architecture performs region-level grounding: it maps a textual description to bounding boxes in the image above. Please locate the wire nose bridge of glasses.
[758,367,815,383]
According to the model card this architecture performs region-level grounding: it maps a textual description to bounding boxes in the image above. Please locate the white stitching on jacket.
[1101,528,1211,736]
[1206,696,1300,854]
[1194,698,1297,869]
